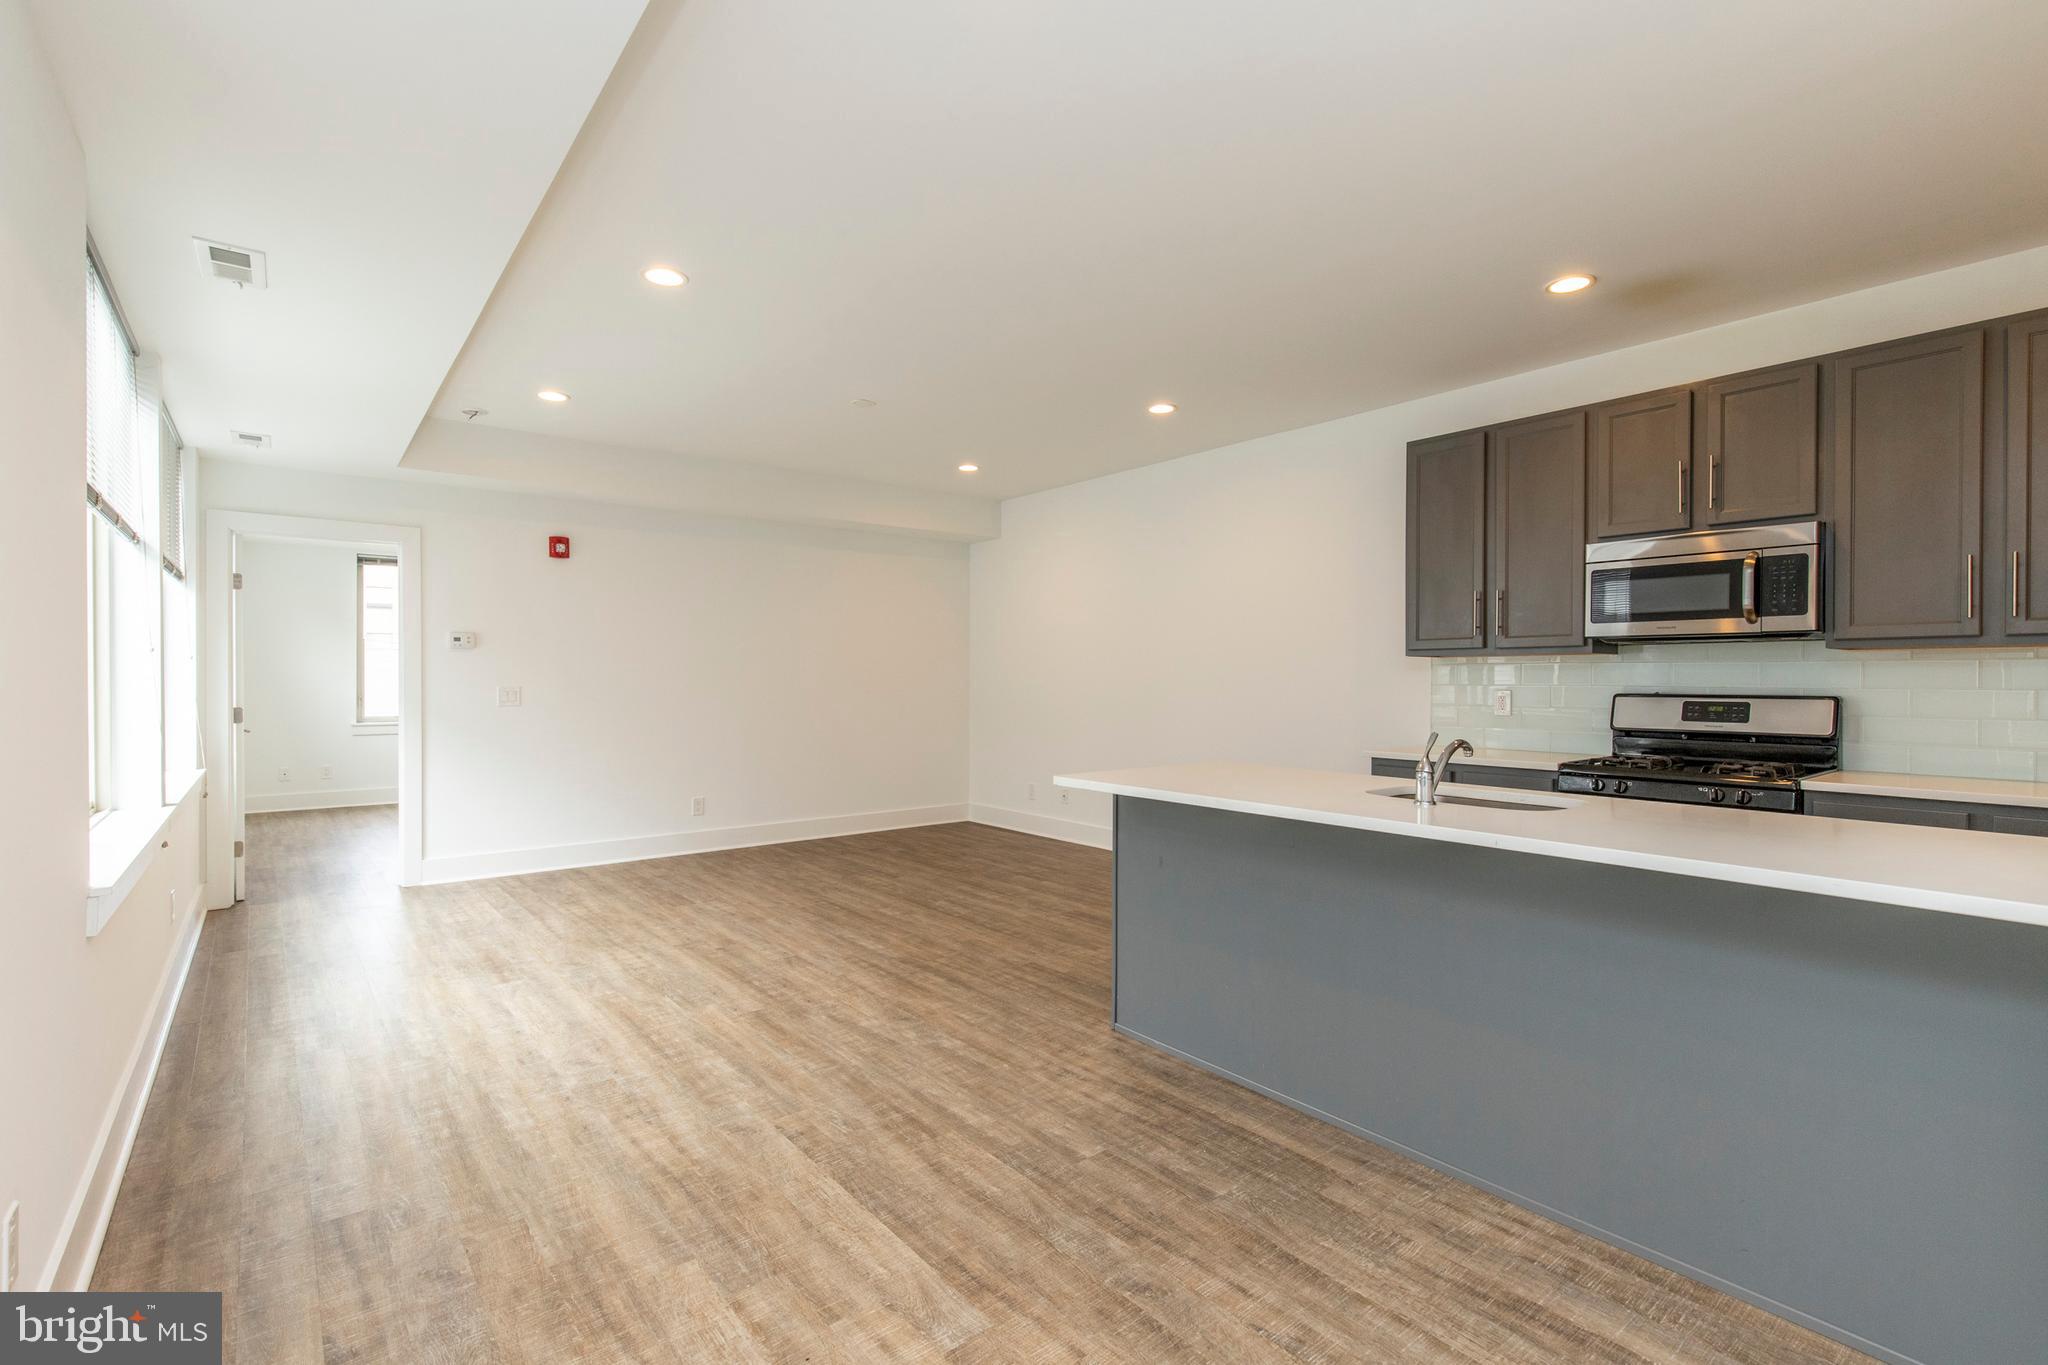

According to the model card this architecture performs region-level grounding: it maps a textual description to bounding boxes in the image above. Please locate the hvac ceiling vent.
[192,237,268,289]
[228,429,273,450]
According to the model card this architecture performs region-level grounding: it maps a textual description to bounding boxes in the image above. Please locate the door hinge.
[232,705,244,723]
[232,571,243,590]
[233,840,245,858]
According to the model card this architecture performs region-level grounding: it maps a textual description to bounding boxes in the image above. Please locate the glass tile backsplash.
[1430,643,2048,780]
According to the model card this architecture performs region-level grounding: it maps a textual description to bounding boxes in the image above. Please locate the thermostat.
[449,630,479,650]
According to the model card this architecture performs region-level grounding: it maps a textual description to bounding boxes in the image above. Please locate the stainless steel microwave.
[1585,521,1823,640]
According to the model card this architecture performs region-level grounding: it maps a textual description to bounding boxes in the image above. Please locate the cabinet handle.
[1709,455,1720,510]
[1677,459,1687,516]
[2017,550,2025,619]
[1495,589,1506,637]
[1472,591,1482,637]
[1966,553,1977,619]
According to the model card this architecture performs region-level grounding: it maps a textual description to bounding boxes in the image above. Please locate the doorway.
[204,512,422,905]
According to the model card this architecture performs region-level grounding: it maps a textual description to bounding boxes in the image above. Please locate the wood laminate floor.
[94,807,1873,1364]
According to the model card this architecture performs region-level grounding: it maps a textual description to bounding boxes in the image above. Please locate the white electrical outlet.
[497,686,523,707]
[1492,688,1514,717]
[3,1200,19,1291]
[277,767,291,783]
[319,766,333,781]
[1026,782,1037,802]
[691,796,707,817]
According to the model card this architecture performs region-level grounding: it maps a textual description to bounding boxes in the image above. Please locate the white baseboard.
[419,803,971,885]
[969,803,1113,849]
[245,786,398,813]
[43,884,207,1292]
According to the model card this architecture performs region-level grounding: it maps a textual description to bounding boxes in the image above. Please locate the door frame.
[204,510,424,903]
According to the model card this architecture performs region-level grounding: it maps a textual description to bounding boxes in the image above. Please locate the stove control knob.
[1613,781,1630,795]
[1708,788,1726,803]
[1590,778,1606,793]
[1737,789,1753,807]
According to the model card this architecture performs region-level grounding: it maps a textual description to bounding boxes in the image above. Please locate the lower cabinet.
[1806,791,2048,837]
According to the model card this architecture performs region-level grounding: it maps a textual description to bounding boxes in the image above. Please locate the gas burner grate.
[1584,755,1680,771]
[1701,761,1802,782]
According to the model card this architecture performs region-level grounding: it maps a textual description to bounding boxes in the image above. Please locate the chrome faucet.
[1415,732,1474,806]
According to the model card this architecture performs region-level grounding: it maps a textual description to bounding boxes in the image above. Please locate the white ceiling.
[34,0,2048,520]
[28,0,647,474]
[430,0,2048,501]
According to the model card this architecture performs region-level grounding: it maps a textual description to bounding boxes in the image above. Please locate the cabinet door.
[2007,314,2048,636]
[1806,793,1970,830]
[1829,329,1985,641]
[1591,389,1692,539]
[1703,363,1818,526]
[1489,411,1589,650]
[1406,432,1488,652]
[1445,764,1559,793]
[1980,808,2048,838]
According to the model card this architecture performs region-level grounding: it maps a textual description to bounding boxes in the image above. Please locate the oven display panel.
[1681,700,1752,725]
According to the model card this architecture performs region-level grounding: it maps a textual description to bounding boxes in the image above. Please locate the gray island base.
[1110,795,2048,1365]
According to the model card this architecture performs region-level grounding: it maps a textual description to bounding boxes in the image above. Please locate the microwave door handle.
[1741,552,1760,624]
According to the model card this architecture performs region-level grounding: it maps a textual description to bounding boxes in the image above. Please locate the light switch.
[497,686,523,707]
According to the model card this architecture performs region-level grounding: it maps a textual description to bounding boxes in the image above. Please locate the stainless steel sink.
[1365,786,1569,812]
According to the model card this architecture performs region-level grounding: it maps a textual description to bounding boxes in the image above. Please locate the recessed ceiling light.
[1545,273,1596,295]
[642,266,687,288]
[537,388,569,403]
[1147,401,1177,415]
[957,463,979,473]
[851,397,878,408]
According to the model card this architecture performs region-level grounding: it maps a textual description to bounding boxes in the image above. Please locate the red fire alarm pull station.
[548,535,571,559]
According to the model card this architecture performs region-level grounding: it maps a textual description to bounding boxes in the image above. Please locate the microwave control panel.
[1757,554,1809,618]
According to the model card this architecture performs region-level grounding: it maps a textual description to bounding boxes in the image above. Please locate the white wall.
[970,243,2048,841]
[238,538,400,812]
[0,0,207,1290]
[200,460,970,881]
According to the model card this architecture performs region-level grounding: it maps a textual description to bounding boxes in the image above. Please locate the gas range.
[1555,693,1841,813]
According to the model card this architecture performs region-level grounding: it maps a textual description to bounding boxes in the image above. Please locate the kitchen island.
[1055,762,2048,1365]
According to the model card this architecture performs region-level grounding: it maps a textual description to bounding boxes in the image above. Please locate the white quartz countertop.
[1369,745,1592,771]
[1806,770,2048,809]
[1055,761,2048,930]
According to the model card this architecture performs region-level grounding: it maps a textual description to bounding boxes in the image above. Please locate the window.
[160,410,198,786]
[357,556,399,724]
[84,243,199,822]
[85,246,149,816]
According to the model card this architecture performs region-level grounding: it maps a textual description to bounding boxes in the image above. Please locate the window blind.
[85,254,142,542]
[159,409,185,577]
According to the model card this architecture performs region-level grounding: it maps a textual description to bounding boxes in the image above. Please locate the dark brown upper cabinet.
[1702,363,1819,527]
[1829,328,1986,643]
[1490,410,1592,650]
[1405,431,1488,653]
[2007,313,2048,637]
[1591,388,1692,539]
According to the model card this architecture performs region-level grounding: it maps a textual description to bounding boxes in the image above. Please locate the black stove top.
[1554,693,1842,813]
[1564,754,1812,787]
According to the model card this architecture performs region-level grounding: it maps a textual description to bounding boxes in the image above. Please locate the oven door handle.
[1741,552,1760,624]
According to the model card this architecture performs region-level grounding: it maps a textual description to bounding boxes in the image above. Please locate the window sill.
[352,722,397,736]
[87,769,205,938]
